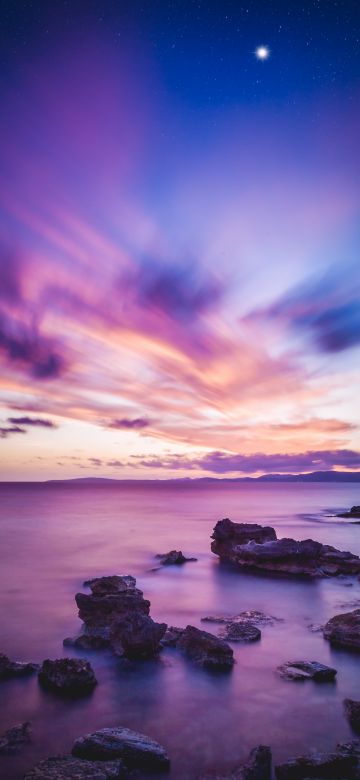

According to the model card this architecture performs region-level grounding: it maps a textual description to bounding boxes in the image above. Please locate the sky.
[0,0,360,481]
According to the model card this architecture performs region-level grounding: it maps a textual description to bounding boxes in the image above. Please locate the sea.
[0,481,360,779]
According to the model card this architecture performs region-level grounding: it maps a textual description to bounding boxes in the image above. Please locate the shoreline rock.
[0,722,31,755]
[38,658,97,695]
[323,609,360,650]
[337,505,360,519]
[211,518,360,578]
[110,613,167,659]
[169,625,234,670]
[23,755,126,779]
[275,739,360,779]
[277,660,337,682]
[72,726,170,771]
[0,653,39,680]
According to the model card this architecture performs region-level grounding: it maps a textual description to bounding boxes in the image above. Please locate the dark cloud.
[0,425,26,439]
[107,459,123,467]
[138,448,360,474]
[88,457,102,466]
[0,313,65,379]
[108,418,150,430]
[8,416,57,428]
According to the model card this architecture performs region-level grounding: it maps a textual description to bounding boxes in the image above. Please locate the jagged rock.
[277,661,337,682]
[202,611,279,626]
[338,506,360,519]
[23,755,126,779]
[323,609,360,650]
[211,519,360,578]
[110,613,167,658]
[155,550,197,565]
[344,699,360,734]
[72,726,170,770]
[199,745,272,779]
[219,622,261,643]
[161,626,185,647]
[0,722,31,754]
[275,739,360,778]
[38,658,97,695]
[67,574,150,648]
[0,652,39,680]
[176,625,234,670]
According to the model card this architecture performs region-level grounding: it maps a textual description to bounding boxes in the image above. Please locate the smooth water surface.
[0,482,360,778]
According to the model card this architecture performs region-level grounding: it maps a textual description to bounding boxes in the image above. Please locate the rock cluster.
[277,660,337,682]
[38,658,97,695]
[0,652,39,679]
[323,608,360,650]
[162,624,234,670]
[0,722,31,754]
[199,744,272,779]
[211,519,360,577]
[155,549,197,565]
[274,739,360,779]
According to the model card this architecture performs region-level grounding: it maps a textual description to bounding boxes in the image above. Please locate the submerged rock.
[275,739,360,779]
[72,726,170,770]
[199,744,272,779]
[323,609,360,650]
[338,506,360,519]
[176,625,234,670]
[23,755,126,779]
[219,622,261,643]
[0,722,31,754]
[0,652,39,680]
[344,699,360,734]
[211,519,360,578]
[277,660,337,682]
[110,613,167,658]
[155,550,197,565]
[38,658,97,695]
[202,610,279,626]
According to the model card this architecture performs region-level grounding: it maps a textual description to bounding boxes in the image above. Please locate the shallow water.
[0,481,360,779]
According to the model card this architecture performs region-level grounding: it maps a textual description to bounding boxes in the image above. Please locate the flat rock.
[38,658,97,695]
[275,739,360,779]
[0,652,39,680]
[110,613,167,658]
[155,550,197,565]
[176,625,234,670]
[219,622,261,643]
[277,661,337,682]
[338,506,360,519]
[199,745,272,779]
[0,722,31,754]
[202,611,279,626]
[23,755,126,779]
[72,726,170,770]
[323,609,360,650]
[211,519,360,578]
[344,699,360,734]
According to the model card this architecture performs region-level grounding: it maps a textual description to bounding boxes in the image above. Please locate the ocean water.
[0,481,360,779]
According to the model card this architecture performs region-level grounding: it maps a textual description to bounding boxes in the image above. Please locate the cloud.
[0,425,26,439]
[88,457,102,466]
[107,459,123,467]
[8,416,57,428]
[0,313,66,379]
[137,448,360,475]
[108,417,150,430]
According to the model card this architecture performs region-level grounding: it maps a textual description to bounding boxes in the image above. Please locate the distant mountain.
[42,471,360,485]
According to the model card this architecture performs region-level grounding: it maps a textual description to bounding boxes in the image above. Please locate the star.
[255,45,270,60]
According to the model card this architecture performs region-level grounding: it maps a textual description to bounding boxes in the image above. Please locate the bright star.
[255,45,270,60]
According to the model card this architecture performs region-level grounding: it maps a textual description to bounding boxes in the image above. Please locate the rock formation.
[323,608,360,650]
[38,658,97,695]
[155,550,197,565]
[72,726,170,770]
[0,653,39,680]
[277,660,337,681]
[0,722,31,754]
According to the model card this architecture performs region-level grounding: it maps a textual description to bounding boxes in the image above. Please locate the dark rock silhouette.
[72,726,170,770]
[155,550,197,565]
[0,722,31,754]
[24,755,126,779]
[275,739,360,778]
[164,624,234,670]
[344,699,360,734]
[338,505,360,519]
[38,658,97,695]
[0,652,39,679]
[110,613,167,658]
[277,660,337,681]
[323,609,360,650]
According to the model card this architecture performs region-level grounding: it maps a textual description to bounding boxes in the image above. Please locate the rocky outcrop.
[338,506,360,519]
[277,661,337,681]
[72,726,170,770]
[0,722,31,754]
[219,622,261,643]
[110,613,167,658]
[161,626,186,647]
[38,658,97,695]
[211,519,360,578]
[275,740,360,779]
[344,699,360,734]
[202,610,279,626]
[199,745,272,779]
[155,550,197,565]
[165,625,234,670]
[23,755,126,779]
[0,652,39,679]
[323,609,360,650]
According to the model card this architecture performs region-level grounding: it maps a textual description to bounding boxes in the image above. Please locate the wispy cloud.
[8,416,57,428]
[0,425,26,439]
[108,417,150,430]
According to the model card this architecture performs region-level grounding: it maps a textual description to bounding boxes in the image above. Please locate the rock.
[38,658,97,695]
[23,755,126,779]
[155,550,197,565]
[110,613,167,658]
[202,611,279,626]
[161,626,185,647]
[176,625,234,670]
[323,609,360,650]
[72,726,170,770]
[68,574,150,648]
[0,722,31,754]
[199,745,272,779]
[211,519,360,578]
[0,652,39,680]
[338,506,360,519]
[277,661,337,682]
[344,699,360,734]
[219,622,261,643]
[274,740,360,779]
